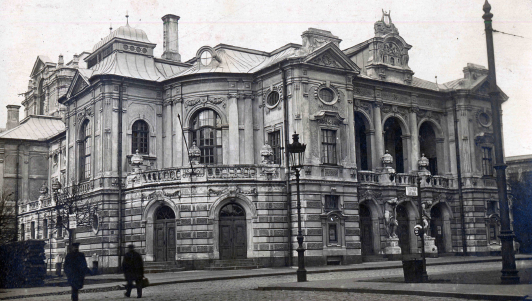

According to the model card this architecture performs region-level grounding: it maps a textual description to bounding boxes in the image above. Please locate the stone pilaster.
[228,93,240,164]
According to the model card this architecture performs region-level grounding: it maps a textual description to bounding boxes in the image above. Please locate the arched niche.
[358,199,382,255]
[382,116,410,173]
[418,120,445,175]
[355,111,373,170]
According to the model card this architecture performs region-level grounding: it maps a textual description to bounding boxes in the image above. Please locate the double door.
[154,220,176,262]
[219,216,247,260]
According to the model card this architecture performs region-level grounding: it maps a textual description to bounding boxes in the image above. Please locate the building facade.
[0,12,508,272]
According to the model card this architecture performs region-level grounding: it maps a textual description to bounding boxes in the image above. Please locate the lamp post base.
[296,246,307,282]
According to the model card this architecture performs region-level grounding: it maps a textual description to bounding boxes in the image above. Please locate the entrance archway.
[429,202,452,253]
[359,204,374,255]
[219,203,247,259]
[419,122,440,175]
[154,205,176,262]
[396,204,410,254]
[355,111,372,171]
[384,117,404,173]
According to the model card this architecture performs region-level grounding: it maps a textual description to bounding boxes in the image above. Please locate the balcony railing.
[357,171,378,183]
[130,165,283,188]
[395,173,415,185]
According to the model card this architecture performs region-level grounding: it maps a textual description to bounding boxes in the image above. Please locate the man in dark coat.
[64,243,90,301]
[122,244,144,298]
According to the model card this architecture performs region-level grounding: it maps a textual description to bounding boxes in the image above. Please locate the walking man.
[64,243,90,301]
[122,244,144,298]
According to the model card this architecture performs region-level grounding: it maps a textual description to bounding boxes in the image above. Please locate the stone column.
[163,97,173,168]
[243,93,254,164]
[409,106,420,172]
[228,93,240,164]
[373,99,384,169]
[346,75,356,169]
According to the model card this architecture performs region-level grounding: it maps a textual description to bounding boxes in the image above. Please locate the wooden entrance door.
[219,203,247,260]
[359,204,374,255]
[154,206,176,262]
[430,205,444,253]
[396,205,411,254]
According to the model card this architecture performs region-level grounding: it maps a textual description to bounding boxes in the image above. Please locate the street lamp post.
[287,132,307,282]
[482,0,519,284]
[416,176,429,282]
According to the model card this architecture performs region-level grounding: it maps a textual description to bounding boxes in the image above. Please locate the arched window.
[132,120,149,154]
[155,205,176,220]
[80,120,91,181]
[190,109,222,164]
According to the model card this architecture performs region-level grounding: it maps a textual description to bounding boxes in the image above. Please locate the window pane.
[191,110,222,164]
[329,224,337,243]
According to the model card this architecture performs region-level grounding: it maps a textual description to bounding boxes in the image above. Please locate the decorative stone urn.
[260,143,273,165]
[131,149,144,174]
[417,154,431,187]
[380,150,396,184]
[188,141,201,165]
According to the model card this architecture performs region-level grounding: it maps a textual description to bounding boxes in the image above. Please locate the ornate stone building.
[0,12,507,272]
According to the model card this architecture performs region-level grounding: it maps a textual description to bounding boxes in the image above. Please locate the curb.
[256,285,531,301]
[1,256,531,300]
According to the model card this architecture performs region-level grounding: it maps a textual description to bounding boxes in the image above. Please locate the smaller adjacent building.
[507,154,532,253]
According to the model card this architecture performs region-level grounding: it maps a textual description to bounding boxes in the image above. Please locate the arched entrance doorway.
[396,204,410,254]
[219,203,247,260]
[359,203,374,255]
[430,205,444,252]
[355,111,371,171]
[154,205,176,262]
[419,122,439,175]
[384,117,404,173]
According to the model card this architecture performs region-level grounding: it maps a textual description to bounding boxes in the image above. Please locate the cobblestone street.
[20,261,525,301]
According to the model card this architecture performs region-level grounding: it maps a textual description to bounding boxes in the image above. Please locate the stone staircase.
[206,259,262,270]
[144,261,185,274]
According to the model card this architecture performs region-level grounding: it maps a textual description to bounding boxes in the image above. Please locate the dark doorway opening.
[359,203,374,255]
[355,112,370,170]
[384,118,404,173]
[154,205,176,262]
[430,205,444,253]
[419,122,438,175]
[396,204,410,254]
[219,203,247,260]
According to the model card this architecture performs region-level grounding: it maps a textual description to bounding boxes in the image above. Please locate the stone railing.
[430,175,452,188]
[129,165,283,188]
[395,173,415,185]
[357,171,378,183]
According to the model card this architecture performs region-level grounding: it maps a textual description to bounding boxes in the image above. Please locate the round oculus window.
[318,88,335,104]
[266,91,280,108]
[478,112,491,127]
[200,51,212,66]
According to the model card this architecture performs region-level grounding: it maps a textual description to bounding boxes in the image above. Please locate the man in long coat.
[64,243,89,301]
[122,244,144,298]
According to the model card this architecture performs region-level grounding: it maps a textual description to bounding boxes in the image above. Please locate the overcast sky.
[0,0,530,156]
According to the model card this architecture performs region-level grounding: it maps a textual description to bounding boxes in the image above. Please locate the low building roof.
[0,115,65,141]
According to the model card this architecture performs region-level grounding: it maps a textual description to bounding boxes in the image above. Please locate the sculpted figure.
[384,198,399,238]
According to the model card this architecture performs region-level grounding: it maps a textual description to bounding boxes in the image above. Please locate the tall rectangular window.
[20,223,25,241]
[321,129,337,165]
[80,120,91,181]
[482,147,493,176]
[328,224,338,243]
[268,131,281,164]
[31,221,35,239]
[57,216,63,238]
[43,219,48,239]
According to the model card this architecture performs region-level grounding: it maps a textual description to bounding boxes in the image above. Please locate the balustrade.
[357,171,378,183]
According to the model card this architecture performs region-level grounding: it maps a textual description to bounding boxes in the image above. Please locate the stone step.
[362,255,389,262]
[144,261,185,274]
[206,259,262,270]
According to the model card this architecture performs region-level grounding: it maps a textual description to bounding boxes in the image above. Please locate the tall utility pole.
[482,0,519,284]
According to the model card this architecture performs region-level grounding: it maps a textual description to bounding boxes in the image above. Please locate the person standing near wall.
[64,243,90,301]
[122,244,144,298]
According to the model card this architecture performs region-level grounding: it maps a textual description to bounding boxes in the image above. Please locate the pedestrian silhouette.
[64,243,91,301]
[122,244,144,298]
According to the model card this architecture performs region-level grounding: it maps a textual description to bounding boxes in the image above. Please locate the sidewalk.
[0,255,530,300]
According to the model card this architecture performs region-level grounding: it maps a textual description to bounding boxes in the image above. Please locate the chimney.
[6,105,21,130]
[58,54,64,68]
[161,14,181,62]
[72,54,79,68]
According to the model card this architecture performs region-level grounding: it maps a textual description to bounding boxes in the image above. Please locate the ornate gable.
[303,43,360,73]
[66,72,90,98]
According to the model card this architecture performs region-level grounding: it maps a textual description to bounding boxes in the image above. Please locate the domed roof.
[92,24,152,52]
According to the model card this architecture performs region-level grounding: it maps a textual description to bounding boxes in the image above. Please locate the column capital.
[228,92,238,99]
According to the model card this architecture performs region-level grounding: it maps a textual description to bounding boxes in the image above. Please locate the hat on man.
[127,244,135,250]
[72,242,81,247]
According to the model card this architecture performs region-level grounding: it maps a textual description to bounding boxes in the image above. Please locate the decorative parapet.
[127,165,284,188]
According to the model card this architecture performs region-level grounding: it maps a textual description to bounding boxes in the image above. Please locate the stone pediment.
[303,43,360,73]
[310,110,346,126]
[30,56,55,78]
[66,72,90,98]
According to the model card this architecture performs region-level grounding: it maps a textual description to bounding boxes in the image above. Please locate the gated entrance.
[396,204,411,254]
[359,204,374,255]
[154,205,176,262]
[219,203,247,260]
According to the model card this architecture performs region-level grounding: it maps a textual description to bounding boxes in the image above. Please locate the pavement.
[0,254,531,300]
